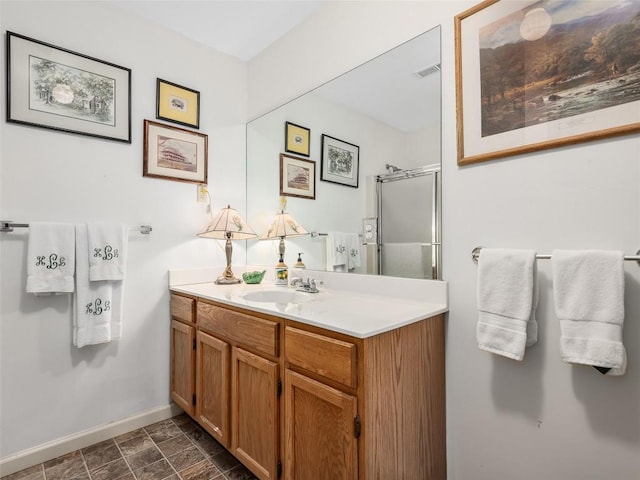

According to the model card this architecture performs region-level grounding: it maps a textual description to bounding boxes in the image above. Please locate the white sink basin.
[241,289,313,304]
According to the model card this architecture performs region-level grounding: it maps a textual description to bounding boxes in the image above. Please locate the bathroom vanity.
[169,272,448,480]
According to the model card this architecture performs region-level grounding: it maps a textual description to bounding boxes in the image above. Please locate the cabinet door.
[170,320,195,416]
[285,370,358,480]
[231,347,279,480]
[196,331,230,447]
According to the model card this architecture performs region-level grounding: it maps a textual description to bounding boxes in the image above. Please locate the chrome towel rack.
[1,220,152,234]
[471,246,640,266]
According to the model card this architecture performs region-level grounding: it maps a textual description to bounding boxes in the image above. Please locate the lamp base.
[215,275,241,285]
[215,263,241,285]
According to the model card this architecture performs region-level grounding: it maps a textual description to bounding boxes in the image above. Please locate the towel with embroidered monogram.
[87,223,128,281]
[26,222,75,295]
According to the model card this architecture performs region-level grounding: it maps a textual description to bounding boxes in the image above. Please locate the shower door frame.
[375,163,441,279]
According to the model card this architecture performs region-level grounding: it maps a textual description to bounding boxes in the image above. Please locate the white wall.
[249,1,640,478]
[0,1,247,458]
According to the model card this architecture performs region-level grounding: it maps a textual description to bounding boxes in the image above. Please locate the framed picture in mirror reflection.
[285,121,310,157]
[320,134,359,188]
[280,153,315,199]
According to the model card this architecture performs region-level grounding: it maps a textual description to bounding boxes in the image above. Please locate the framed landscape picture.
[320,134,359,188]
[455,0,640,165]
[6,31,131,143]
[280,153,315,199]
[143,120,208,184]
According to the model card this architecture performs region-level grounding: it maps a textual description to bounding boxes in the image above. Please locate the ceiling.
[111,1,440,132]
[111,0,326,61]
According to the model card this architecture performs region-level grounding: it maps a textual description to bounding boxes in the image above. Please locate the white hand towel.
[552,249,626,375]
[477,248,537,361]
[74,224,125,348]
[26,222,75,295]
[87,222,128,281]
[346,233,361,270]
[325,231,347,271]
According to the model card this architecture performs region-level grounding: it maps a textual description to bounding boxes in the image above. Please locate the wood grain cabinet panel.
[231,347,279,480]
[284,326,357,388]
[171,294,194,324]
[196,331,230,447]
[284,369,358,480]
[170,319,195,416]
[198,302,278,357]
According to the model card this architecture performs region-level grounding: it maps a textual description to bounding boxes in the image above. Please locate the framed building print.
[280,153,315,199]
[5,31,132,143]
[143,120,208,184]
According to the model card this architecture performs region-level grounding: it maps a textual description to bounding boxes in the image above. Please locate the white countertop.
[170,270,448,338]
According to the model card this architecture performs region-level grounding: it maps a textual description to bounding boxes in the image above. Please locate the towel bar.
[471,246,640,266]
[1,220,152,234]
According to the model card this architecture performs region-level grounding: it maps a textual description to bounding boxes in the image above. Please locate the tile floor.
[2,414,258,480]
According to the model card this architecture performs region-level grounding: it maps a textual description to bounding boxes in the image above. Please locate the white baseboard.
[0,403,183,477]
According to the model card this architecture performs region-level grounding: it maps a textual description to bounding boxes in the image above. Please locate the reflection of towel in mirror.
[552,249,626,376]
[26,222,76,295]
[325,231,347,271]
[346,233,361,270]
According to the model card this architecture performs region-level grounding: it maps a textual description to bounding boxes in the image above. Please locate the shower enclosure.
[368,164,441,279]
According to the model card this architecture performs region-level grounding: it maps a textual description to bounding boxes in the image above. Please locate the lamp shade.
[198,205,257,240]
[260,211,308,240]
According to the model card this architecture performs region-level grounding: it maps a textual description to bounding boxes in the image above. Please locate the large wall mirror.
[247,25,442,279]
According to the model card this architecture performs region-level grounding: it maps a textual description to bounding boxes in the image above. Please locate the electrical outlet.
[197,184,208,203]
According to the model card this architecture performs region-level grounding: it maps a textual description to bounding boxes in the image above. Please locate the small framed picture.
[6,31,131,143]
[280,153,315,200]
[143,120,208,184]
[320,135,359,188]
[156,78,200,129]
[285,121,310,157]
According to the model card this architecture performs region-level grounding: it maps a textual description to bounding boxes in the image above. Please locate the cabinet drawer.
[171,294,195,324]
[197,302,279,357]
[285,326,357,388]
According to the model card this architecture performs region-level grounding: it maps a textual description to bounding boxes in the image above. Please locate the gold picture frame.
[156,78,200,129]
[455,0,640,166]
[285,121,310,157]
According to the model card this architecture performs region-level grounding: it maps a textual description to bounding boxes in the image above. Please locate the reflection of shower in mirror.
[385,163,402,173]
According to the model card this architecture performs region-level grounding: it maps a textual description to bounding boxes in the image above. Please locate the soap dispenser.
[294,253,306,269]
[275,251,288,286]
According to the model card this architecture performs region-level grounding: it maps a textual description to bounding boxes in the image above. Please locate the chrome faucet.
[292,277,319,293]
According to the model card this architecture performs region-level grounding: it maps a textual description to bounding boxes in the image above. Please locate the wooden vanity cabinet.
[170,291,446,480]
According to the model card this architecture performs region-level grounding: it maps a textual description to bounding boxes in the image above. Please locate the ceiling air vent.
[414,63,441,78]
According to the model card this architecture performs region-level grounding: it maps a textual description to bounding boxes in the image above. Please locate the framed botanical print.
[320,134,359,188]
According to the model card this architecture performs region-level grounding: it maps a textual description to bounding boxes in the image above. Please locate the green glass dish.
[242,270,266,284]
